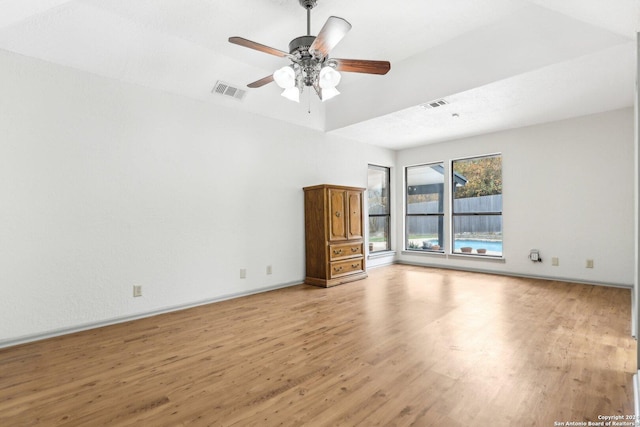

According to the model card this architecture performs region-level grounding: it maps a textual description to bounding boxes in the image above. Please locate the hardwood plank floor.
[0,265,635,426]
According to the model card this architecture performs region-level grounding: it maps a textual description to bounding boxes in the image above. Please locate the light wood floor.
[0,265,636,426]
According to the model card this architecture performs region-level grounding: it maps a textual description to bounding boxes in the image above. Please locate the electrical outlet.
[551,257,559,266]
[529,249,541,262]
[133,285,142,297]
[586,259,594,269]
[266,265,272,275]
[240,268,247,279]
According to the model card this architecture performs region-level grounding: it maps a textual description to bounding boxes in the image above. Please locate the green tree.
[453,156,502,198]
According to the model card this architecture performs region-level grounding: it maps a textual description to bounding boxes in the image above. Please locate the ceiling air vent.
[420,99,448,109]
[212,81,247,101]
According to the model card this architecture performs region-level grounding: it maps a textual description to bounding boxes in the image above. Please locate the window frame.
[367,164,391,253]
[451,153,503,258]
[405,162,445,253]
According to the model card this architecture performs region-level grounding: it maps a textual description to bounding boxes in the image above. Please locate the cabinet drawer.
[330,258,364,278]
[329,243,363,261]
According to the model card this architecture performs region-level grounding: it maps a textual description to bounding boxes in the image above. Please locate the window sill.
[401,250,506,263]
[368,250,396,260]
[448,253,506,263]
[402,250,446,258]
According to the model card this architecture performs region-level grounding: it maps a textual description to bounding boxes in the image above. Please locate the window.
[405,163,444,252]
[452,154,502,256]
[367,165,390,252]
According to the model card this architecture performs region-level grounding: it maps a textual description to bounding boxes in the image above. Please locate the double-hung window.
[404,154,503,257]
[405,163,445,252]
[452,154,503,256]
[367,165,391,252]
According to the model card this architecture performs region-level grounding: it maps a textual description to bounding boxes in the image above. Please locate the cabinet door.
[347,190,363,240]
[328,189,347,241]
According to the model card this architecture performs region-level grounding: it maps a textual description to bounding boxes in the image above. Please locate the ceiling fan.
[228,0,391,103]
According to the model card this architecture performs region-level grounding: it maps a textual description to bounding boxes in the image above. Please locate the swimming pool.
[454,239,502,253]
[419,238,503,253]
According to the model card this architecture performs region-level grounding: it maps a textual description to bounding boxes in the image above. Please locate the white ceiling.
[0,0,637,150]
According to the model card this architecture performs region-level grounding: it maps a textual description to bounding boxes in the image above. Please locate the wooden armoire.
[303,184,367,287]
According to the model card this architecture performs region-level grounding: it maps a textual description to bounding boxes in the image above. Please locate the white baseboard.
[1,263,633,349]
[0,279,303,349]
[395,260,633,289]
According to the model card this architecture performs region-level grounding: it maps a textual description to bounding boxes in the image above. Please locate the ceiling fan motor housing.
[289,35,326,87]
[289,35,316,58]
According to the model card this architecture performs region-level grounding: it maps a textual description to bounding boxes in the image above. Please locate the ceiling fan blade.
[333,58,391,75]
[309,16,352,58]
[229,36,290,58]
[247,75,274,88]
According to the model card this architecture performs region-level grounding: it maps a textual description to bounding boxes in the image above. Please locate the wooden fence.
[407,195,502,235]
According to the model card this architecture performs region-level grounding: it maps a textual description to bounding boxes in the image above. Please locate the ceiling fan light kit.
[228,0,390,103]
[273,66,296,89]
[319,66,341,89]
[281,86,301,103]
[319,86,340,102]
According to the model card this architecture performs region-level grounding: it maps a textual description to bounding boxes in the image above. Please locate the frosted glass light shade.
[321,86,340,102]
[281,87,300,102]
[273,66,296,89]
[319,66,341,89]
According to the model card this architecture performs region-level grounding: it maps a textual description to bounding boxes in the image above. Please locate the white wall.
[0,50,395,346]
[396,108,635,286]
[2,46,632,347]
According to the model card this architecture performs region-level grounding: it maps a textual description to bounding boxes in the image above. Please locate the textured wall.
[0,50,395,345]
[397,108,635,286]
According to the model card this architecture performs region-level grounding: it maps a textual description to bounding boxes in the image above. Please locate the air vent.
[420,99,449,109]
[212,81,247,101]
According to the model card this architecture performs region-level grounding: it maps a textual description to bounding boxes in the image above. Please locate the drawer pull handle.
[334,266,343,272]
[335,211,341,217]
[351,247,358,252]
[333,249,343,255]
[352,264,359,268]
